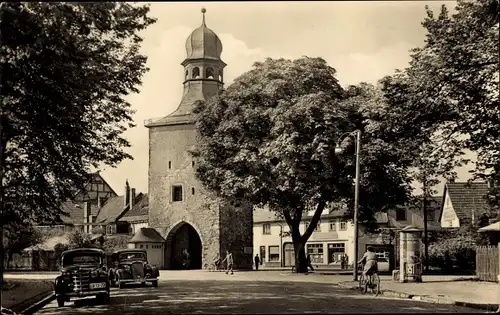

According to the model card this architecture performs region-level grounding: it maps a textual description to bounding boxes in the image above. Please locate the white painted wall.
[129,242,164,268]
[440,192,460,228]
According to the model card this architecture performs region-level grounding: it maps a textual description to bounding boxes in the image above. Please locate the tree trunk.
[293,241,308,273]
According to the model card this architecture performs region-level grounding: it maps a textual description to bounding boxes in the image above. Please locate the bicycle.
[207,260,224,272]
[358,263,380,296]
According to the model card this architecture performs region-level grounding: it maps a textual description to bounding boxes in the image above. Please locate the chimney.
[130,188,136,210]
[83,202,91,233]
[125,180,130,207]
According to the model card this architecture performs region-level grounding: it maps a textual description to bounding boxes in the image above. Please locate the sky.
[100,1,476,196]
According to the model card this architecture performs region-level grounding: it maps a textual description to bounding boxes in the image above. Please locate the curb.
[335,283,499,312]
[19,292,55,315]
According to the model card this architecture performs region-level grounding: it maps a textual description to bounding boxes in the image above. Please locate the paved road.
[37,271,484,314]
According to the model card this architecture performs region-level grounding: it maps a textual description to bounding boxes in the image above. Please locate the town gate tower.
[144,9,253,270]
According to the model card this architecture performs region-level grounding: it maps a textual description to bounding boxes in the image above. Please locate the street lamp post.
[335,129,362,282]
[277,223,284,267]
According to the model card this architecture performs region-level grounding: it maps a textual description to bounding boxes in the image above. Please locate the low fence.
[476,245,499,282]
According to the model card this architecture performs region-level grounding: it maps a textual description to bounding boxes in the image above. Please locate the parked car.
[108,249,159,288]
[54,248,110,307]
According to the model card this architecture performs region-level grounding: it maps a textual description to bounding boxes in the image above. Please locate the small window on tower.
[192,67,200,79]
[206,67,214,79]
[192,161,195,167]
[168,161,171,169]
[218,70,223,81]
[192,187,195,195]
[185,70,188,80]
[172,185,183,202]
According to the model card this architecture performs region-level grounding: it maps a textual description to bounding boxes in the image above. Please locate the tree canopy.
[386,0,499,194]
[0,2,156,225]
[193,57,429,272]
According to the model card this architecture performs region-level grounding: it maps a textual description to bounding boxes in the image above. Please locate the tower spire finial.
[201,7,206,26]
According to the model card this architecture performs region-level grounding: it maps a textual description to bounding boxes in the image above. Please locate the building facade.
[144,9,253,270]
[253,197,442,271]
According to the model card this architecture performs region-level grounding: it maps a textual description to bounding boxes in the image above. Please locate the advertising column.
[399,225,423,283]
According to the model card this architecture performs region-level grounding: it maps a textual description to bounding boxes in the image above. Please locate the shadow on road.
[37,280,484,314]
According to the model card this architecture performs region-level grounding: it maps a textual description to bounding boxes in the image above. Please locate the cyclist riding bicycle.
[357,246,378,277]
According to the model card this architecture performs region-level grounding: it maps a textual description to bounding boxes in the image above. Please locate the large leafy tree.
[0,2,155,285]
[394,0,499,200]
[193,57,424,273]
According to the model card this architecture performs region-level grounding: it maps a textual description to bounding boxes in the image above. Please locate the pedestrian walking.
[182,249,191,270]
[306,254,314,272]
[222,250,234,275]
[254,254,260,271]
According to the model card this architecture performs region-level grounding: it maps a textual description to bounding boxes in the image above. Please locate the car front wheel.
[96,293,110,304]
[57,296,65,307]
[152,281,158,288]
[117,275,125,289]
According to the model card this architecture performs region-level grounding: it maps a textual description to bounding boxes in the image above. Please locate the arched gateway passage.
[165,222,202,270]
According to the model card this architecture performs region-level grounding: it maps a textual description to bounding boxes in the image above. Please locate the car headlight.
[91,270,99,278]
[124,265,131,272]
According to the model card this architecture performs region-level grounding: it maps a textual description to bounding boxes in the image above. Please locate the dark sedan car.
[54,248,110,307]
[108,249,159,288]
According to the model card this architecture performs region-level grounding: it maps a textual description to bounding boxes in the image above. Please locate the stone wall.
[219,202,253,269]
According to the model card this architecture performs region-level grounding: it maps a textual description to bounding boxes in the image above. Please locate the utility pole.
[353,129,362,282]
[422,172,429,273]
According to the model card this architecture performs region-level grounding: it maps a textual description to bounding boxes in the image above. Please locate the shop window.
[327,243,346,264]
[306,243,323,264]
[269,246,280,262]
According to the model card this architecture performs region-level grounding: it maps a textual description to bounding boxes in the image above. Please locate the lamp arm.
[336,130,360,146]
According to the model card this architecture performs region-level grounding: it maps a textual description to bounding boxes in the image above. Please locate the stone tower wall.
[148,123,220,268]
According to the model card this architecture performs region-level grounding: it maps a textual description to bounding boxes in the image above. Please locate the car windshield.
[62,253,102,267]
[119,252,146,261]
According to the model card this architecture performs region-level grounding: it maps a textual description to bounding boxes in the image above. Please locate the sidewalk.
[338,276,499,312]
[259,266,355,275]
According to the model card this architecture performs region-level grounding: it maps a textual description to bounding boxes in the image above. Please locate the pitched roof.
[129,228,165,243]
[72,172,118,199]
[119,194,148,222]
[59,201,99,225]
[443,182,490,221]
[95,195,126,224]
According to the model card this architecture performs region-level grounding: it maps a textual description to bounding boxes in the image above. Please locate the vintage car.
[108,249,159,288]
[54,248,110,307]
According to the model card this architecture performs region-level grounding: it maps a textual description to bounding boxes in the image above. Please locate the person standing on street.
[222,250,234,275]
[306,254,315,272]
[254,254,260,271]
